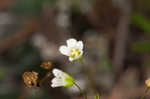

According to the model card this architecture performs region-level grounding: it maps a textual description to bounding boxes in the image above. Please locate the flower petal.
[80,50,83,56]
[51,82,63,87]
[59,45,69,56]
[51,77,61,83]
[76,41,83,50]
[69,57,74,62]
[52,68,62,77]
[52,68,66,79]
[51,68,74,88]
[67,38,77,47]
[51,77,67,87]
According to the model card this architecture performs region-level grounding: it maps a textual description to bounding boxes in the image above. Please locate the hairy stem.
[74,82,87,99]
[80,59,96,93]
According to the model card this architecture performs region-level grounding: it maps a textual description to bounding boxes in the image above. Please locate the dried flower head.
[40,61,52,70]
[145,78,150,87]
[22,71,38,88]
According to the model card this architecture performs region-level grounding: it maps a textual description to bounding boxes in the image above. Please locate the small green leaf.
[145,58,150,68]
[131,41,150,52]
[131,14,150,36]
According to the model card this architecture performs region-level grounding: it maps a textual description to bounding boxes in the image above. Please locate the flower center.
[70,48,81,58]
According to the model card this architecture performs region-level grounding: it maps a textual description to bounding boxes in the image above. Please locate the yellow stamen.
[70,48,81,58]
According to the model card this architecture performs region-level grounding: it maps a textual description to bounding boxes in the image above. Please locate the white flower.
[59,38,83,61]
[51,68,74,87]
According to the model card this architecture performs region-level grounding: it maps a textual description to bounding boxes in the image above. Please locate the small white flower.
[59,38,83,61]
[51,68,74,87]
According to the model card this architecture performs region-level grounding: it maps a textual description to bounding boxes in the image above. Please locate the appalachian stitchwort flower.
[59,38,83,61]
[51,68,74,87]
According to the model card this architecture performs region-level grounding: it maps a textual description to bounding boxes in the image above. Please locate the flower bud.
[51,68,74,87]
[145,78,150,87]
[40,61,52,70]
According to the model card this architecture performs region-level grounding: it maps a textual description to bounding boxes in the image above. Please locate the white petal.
[69,57,74,62]
[74,56,81,61]
[51,78,62,83]
[51,81,67,87]
[51,77,67,87]
[76,41,83,50]
[51,82,62,87]
[80,50,83,56]
[67,38,77,47]
[52,68,66,78]
[59,45,69,56]
[53,68,63,77]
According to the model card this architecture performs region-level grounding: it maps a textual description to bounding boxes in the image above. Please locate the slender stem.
[80,59,88,74]
[74,82,87,99]
[39,72,51,85]
[35,72,51,99]
[140,87,150,99]
[34,88,40,99]
[79,59,96,93]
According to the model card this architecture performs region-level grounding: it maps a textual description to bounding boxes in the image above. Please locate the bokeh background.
[1,0,150,99]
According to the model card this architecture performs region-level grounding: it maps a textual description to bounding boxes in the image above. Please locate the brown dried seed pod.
[22,71,38,88]
[40,61,52,70]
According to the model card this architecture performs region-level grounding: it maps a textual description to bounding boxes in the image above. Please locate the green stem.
[140,87,150,99]
[79,59,96,93]
[74,82,87,99]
